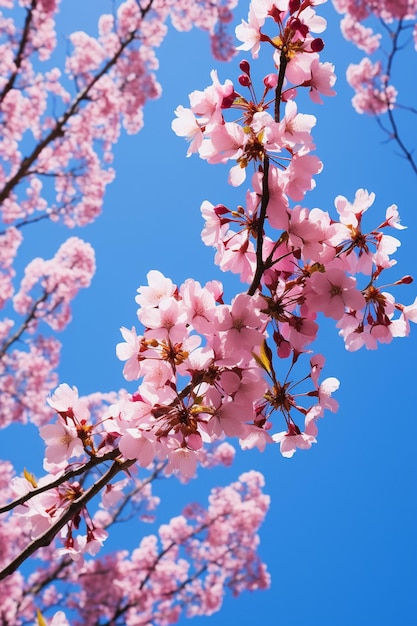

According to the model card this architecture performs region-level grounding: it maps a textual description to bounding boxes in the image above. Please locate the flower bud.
[311,38,324,52]
[238,74,251,87]
[239,59,250,75]
[395,275,413,285]
[264,73,278,90]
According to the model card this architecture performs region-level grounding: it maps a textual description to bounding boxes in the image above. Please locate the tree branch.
[0,449,121,515]
[0,0,37,105]
[379,19,417,177]
[247,155,270,296]
[0,290,50,361]
[0,457,135,581]
[0,0,156,206]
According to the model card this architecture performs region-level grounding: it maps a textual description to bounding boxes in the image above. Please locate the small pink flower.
[40,421,84,464]
[272,422,316,458]
[384,204,406,230]
[47,383,89,421]
[307,59,337,104]
[306,266,366,319]
[235,4,264,58]
[135,270,176,308]
[119,430,155,467]
[116,326,144,380]
[171,106,203,156]
[318,377,340,412]
[165,445,198,479]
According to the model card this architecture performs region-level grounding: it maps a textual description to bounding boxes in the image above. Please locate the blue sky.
[3,1,417,624]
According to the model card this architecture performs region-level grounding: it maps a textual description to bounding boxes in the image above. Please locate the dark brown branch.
[274,50,288,123]
[0,0,37,105]
[0,0,156,206]
[0,457,135,581]
[0,449,121,515]
[379,19,417,177]
[247,47,289,296]
[247,156,270,296]
[22,461,166,599]
[0,290,49,360]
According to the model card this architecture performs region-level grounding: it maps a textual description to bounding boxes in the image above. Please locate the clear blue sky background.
[3,1,417,624]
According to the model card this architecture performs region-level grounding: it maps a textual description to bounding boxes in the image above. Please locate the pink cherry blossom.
[305,265,366,319]
[39,420,85,465]
[214,293,266,355]
[272,422,316,458]
[135,269,176,308]
[171,106,204,156]
[235,3,264,58]
[1,2,414,619]
[306,59,337,104]
[189,69,235,129]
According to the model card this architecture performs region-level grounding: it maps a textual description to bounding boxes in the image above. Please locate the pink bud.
[238,74,251,87]
[263,73,278,90]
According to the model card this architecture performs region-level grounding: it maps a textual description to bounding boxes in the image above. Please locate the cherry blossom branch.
[0,457,135,581]
[100,461,166,526]
[0,0,37,105]
[21,558,71,601]
[0,187,83,236]
[378,19,417,177]
[0,212,53,234]
[95,521,216,625]
[248,155,270,296]
[274,50,288,123]
[339,3,417,178]
[0,0,156,207]
[376,107,417,177]
[21,462,166,599]
[0,195,83,234]
[248,49,287,296]
[0,449,120,514]
[0,290,49,360]
[100,561,210,626]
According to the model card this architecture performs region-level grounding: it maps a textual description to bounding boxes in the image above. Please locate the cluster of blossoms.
[0,0,238,228]
[172,0,415,385]
[0,1,415,622]
[0,0,242,430]
[0,1,273,620]
[0,460,269,624]
[4,0,415,566]
[332,0,417,127]
[0,237,95,428]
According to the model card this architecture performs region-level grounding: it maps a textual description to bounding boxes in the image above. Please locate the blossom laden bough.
[0,1,415,623]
